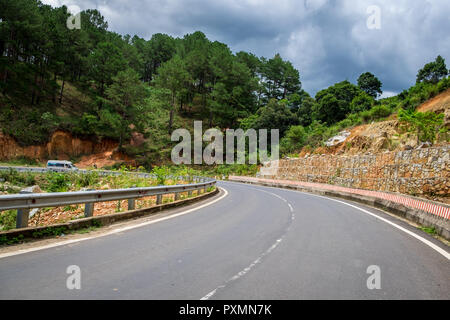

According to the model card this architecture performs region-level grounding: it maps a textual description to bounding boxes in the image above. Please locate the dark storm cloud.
[44,0,450,96]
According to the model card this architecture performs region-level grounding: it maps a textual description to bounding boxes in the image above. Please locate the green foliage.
[416,55,448,84]
[151,166,171,185]
[0,210,16,231]
[313,81,362,125]
[105,68,148,147]
[350,92,374,113]
[206,164,259,177]
[296,95,316,126]
[357,72,383,98]
[398,109,444,143]
[259,53,302,103]
[88,41,127,96]
[92,219,102,228]
[73,113,101,136]
[153,55,191,132]
[419,226,437,235]
[74,171,100,189]
[0,169,167,195]
[31,226,68,238]
[44,172,71,192]
[1,0,448,169]
[253,99,298,136]
[239,114,259,131]
[281,125,307,153]
[437,77,450,93]
[0,168,36,186]
[0,106,60,145]
[0,234,24,245]
[369,105,392,121]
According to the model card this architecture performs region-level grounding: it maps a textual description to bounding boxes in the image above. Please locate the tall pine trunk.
[59,78,65,104]
[168,93,175,133]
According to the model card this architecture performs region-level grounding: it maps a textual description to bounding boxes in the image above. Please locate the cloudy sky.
[43,0,450,97]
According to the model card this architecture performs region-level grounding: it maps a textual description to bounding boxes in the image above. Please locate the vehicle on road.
[46,160,79,172]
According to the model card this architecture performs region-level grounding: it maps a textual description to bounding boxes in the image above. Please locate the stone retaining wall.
[259,146,449,200]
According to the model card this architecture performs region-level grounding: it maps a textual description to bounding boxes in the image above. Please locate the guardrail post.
[84,189,95,217]
[128,199,135,210]
[175,192,180,201]
[188,190,193,197]
[84,203,94,217]
[156,194,162,205]
[16,190,32,228]
[204,185,207,193]
[128,185,136,210]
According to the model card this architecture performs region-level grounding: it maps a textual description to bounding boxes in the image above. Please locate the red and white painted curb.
[229,176,450,220]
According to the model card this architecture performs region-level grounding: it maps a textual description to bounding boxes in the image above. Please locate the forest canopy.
[1,0,449,165]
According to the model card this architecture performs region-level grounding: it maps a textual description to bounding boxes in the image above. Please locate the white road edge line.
[0,187,229,260]
[309,193,450,260]
[229,182,450,260]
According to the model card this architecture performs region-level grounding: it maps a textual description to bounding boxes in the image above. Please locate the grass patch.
[0,156,42,167]
[0,210,16,231]
[0,234,24,245]
[72,224,101,234]
[419,226,437,235]
[31,226,68,238]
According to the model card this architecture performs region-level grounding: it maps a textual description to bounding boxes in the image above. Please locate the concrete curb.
[0,188,219,242]
[230,178,450,241]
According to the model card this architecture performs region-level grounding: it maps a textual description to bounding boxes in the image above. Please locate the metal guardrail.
[0,167,216,229]
[0,166,155,177]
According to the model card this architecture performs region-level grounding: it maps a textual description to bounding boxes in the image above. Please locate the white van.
[46,160,79,171]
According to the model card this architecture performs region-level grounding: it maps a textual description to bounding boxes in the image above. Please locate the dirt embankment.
[301,88,450,157]
[418,88,450,124]
[0,130,133,168]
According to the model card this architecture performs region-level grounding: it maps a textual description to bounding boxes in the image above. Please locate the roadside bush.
[1,156,40,166]
[152,166,171,185]
[336,118,354,130]
[360,110,372,123]
[426,85,439,100]
[281,125,307,153]
[0,210,16,231]
[211,164,258,177]
[346,113,363,126]
[369,105,392,120]
[0,107,59,146]
[437,77,450,93]
[44,172,71,192]
[398,109,444,143]
[74,171,100,188]
[350,92,374,113]
[0,169,36,186]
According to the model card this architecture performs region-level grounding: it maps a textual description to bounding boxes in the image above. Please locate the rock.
[22,185,43,193]
[325,131,351,147]
[403,145,413,151]
[417,141,432,149]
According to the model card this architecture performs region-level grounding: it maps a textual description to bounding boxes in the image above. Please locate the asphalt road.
[0,181,449,299]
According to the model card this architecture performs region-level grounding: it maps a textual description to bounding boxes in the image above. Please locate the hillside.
[300,90,449,157]
[293,87,450,158]
[1,1,449,173]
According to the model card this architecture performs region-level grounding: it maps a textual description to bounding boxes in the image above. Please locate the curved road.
[0,181,449,299]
